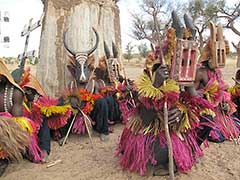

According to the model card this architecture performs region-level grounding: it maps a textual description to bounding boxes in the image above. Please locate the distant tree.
[138,43,149,58]
[131,0,177,45]
[218,1,240,36]
[124,42,135,62]
[186,0,225,51]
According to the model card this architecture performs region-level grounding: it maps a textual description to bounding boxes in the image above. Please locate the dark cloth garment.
[0,159,8,177]
[90,98,109,135]
[54,97,110,138]
[233,97,240,118]
[208,130,225,143]
[38,118,51,154]
[196,115,214,145]
[138,104,158,127]
[105,96,121,123]
[232,97,240,130]
[196,114,226,143]
[153,138,169,166]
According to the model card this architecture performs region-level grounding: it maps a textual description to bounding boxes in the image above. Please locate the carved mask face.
[103,41,120,82]
[108,58,120,81]
[75,53,90,84]
[24,87,38,102]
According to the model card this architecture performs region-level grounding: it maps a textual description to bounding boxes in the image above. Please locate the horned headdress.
[199,22,229,69]
[63,27,99,84]
[169,11,198,86]
[146,11,198,86]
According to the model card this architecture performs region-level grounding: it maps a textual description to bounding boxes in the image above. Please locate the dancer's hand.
[153,65,169,88]
[168,107,181,125]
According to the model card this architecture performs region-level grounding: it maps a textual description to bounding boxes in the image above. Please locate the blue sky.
[0,0,239,57]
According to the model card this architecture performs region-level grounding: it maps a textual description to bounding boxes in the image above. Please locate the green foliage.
[138,43,149,58]
[131,0,176,44]
[185,0,226,50]
[187,0,225,24]
[124,42,135,61]
[28,56,39,65]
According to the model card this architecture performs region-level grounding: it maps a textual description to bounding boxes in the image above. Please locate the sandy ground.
[2,58,240,180]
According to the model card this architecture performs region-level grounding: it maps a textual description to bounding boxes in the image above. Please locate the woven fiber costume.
[228,68,240,129]
[196,22,240,142]
[116,12,215,176]
[20,72,72,160]
[0,59,32,175]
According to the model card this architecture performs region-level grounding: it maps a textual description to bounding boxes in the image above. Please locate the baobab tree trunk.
[37,0,121,97]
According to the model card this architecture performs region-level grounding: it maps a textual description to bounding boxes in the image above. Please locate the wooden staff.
[77,107,94,148]
[61,113,77,146]
[154,19,174,179]
[47,160,62,168]
[157,45,175,179]
[162,65,175,180]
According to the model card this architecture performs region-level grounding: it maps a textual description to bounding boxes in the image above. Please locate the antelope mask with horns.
[63,27,99,86]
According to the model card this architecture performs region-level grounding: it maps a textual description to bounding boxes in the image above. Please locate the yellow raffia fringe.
[200,108,216,117]
[177,103,191,132]
[13,117,33,135]
[143,119,161,136]
[23,102,30,112]
[204,80,219,102]
[176,102,201,133]
[127,115,142,135]
[228,84,240,97]
[40,105,72,117]
[136,73,179,99]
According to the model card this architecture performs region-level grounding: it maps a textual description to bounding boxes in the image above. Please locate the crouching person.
[23,73,72,162]
[0,59,31,176]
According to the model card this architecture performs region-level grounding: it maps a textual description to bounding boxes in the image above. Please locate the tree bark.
[37,0,121,97]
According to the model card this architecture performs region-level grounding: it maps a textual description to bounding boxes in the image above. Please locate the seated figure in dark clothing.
[61,28,110,141]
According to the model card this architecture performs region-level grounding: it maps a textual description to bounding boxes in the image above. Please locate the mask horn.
[104,41,111,59]
[184,14,196,39]
[63,29,76,57]
[172,11,184,39]
[112,41,118,58]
